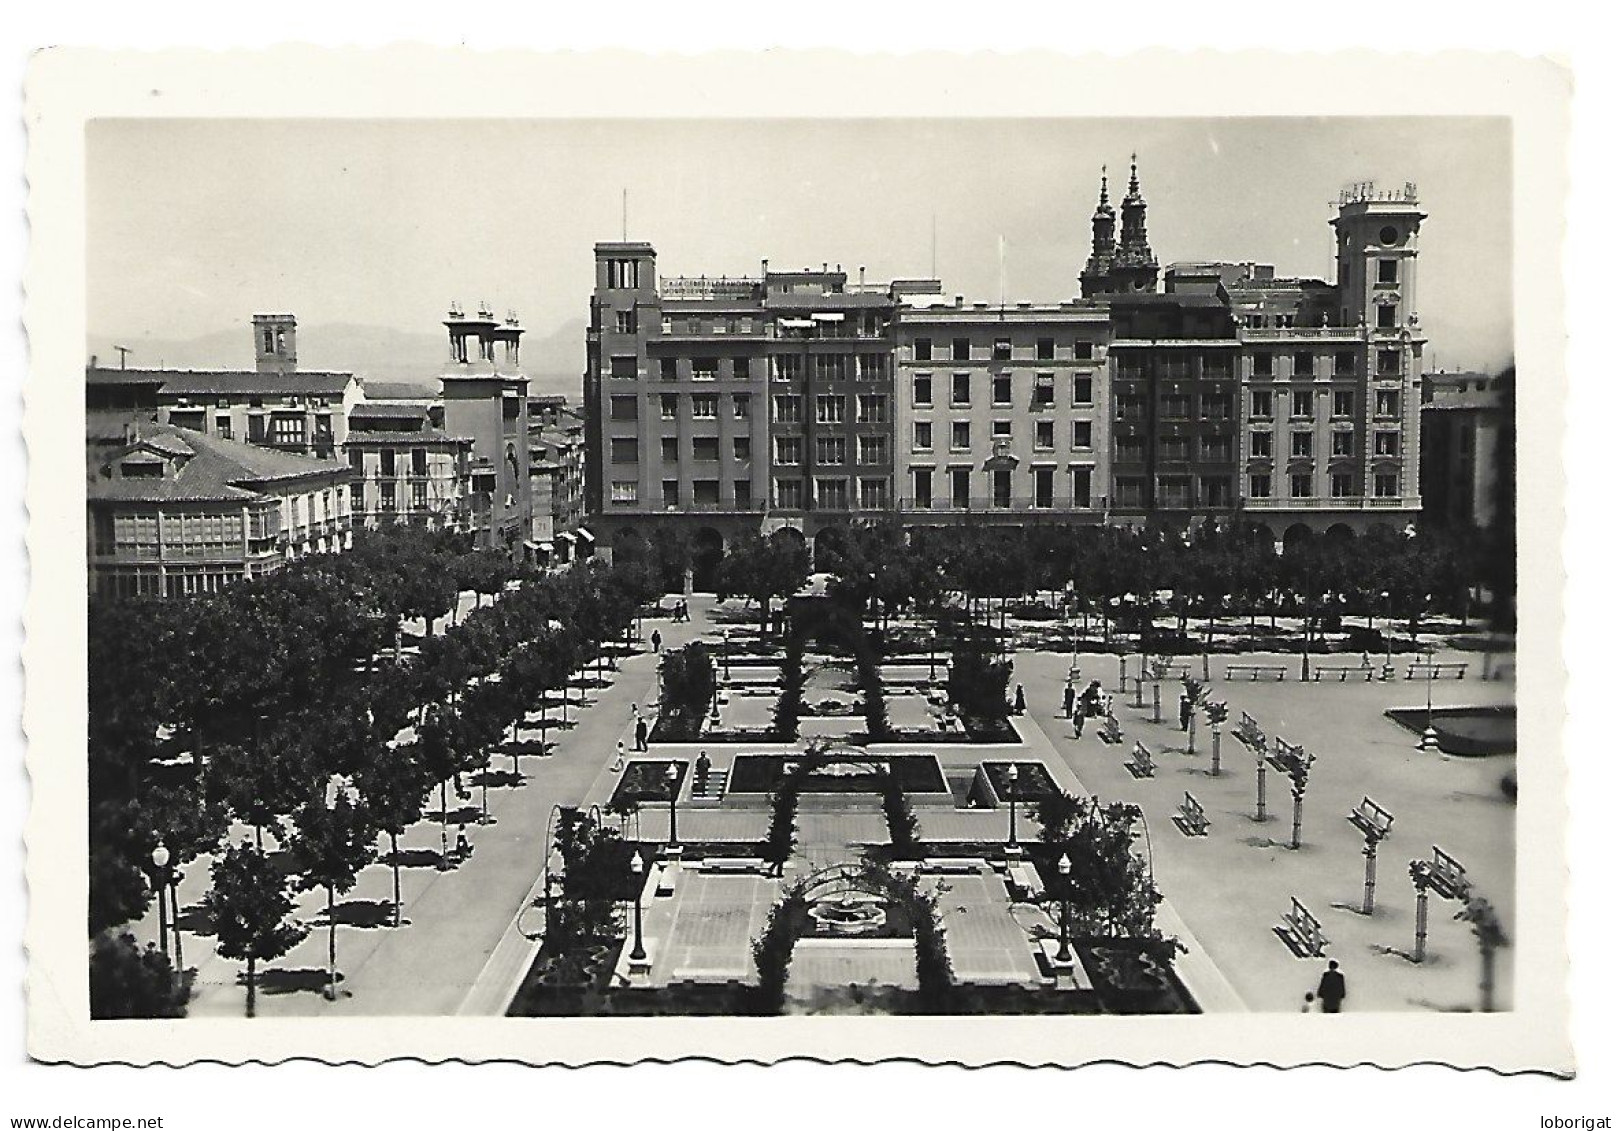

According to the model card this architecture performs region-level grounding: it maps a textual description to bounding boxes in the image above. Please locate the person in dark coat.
[1179,694,1193,732]
[1013,684,1026,715]
[634,717,649,752]
[650,629,662,653]
[695,750,712,794]
[1062,681,1076,719]
[1080,680,1104,717]
[1316,960,1346,1013]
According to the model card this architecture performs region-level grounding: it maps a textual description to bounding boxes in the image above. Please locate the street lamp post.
[168,866,184,969]
[150,842,171,964]
[628,853,647,963]
[1381,590,1395,679]
[722,628,731,680]
[665,761,680,849]
[1005,764,1022,850]
[1055,852,1073,965]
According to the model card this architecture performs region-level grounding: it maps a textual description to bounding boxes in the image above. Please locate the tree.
[89,931,192,1019]
[288,790,378,1001]
[201,842,309,1018]
[718,534,810,641]
[419,702,485,865]
[355,740,435,927]
[1034,793,1180,953]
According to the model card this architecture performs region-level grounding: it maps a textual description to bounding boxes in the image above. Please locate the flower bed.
[607,759,689,809]
[728,753,949,795]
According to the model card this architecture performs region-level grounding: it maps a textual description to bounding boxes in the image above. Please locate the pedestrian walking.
[1072,709,1085,739]
[651,629,663,654]
[1062,681,1076,720]
[635,717,649,752]
[695,750,711,794]
[1179,693,1193,732]
[454,823,471,863]
[613,740,626,771]
[1316,960,1347,1013]
[1080,680,1104,718]
[1013,684,1026,715]
[1301,992,1316,1013]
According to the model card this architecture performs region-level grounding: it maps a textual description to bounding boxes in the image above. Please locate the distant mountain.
[87,317,588,401]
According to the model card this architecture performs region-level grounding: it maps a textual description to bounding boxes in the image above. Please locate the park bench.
[1408,660,1468,680]
[1314,664,1374,682]
[1007,860,1046,900]
[654,864,678,897]
[1266,737,1307,776]
[1172,792,1210,837]
[699,856,765,873]
[1226,664,1287,681]
[922,858,983,875]
[1097,712,1124,745]
[1126,740,1155,779]
[1277,896,1328,957]
[1415,845,1469,899]
[1346,796,1395,842]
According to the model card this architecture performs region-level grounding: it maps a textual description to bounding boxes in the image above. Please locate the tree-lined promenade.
[89,526,664,1017]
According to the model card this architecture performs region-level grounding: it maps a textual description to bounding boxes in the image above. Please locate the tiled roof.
[360,381,438,401]
[88,424,356,504]
[85,368,356,397]
[344,429,469,444]
[351,402,431,420]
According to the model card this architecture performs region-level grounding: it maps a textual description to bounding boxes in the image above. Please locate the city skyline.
[87,116,1513,381]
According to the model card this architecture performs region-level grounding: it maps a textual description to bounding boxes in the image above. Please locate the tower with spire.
[1080,166,1117,298]
[1109,154,1160,294]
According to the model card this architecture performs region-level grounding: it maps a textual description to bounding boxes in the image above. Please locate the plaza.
[126,586,1515,1019]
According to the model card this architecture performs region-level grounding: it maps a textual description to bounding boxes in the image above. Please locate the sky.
[87,117,1513,378]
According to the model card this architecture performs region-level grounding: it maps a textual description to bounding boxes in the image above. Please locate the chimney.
[90,354,97,370]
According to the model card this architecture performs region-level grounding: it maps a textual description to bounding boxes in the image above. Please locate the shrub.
[946,632,1011,721]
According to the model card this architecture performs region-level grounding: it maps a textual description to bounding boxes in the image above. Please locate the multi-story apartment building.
[528,394,589,563]
[345,399,473,531]
[894,295,1111,522]
[583,171,1433,569]
[1420,369,1509,530]
[440,305,534,556]
[87,422,357,598]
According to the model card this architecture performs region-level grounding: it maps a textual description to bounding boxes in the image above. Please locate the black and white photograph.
[15,42,1586,1098]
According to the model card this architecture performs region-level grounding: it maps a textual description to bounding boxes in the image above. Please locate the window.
[1034,373,1055,407]
[1331,431,1355,457]
[1201,392,1232,419]
[611,438,639,464]
[215,414,233,439]
[775,479,804,509]
[815,395,845,424]
[1072,420,1093,449]
[1114,477,1145,509]
[773,355,803,382]
[952,373,971,406]
[733,358,750,380]
[348,447,364,472]
[692,395,718,419]
[659,394,678,421]
[271,415,305,446]
[1254,352,1273,378]
[912,468,933,508]
[412,481,428,511]
[1292,391,1314,418]
[913,422,933,450]
[609,355,637,379]
[1250,390,1273,418]
[1116,394,1145,420]
[1033,466,1055,508]
[380,449,397,477]
[1331,473,1355,498]
[735,480,753,508]
[1200,436,1233,463]
[1249,474,1271,498]
[913,374,933,406]
[1161,436,1190,462]
[607,259,642,288]
[379,482,396,513]
[694,480,721,505]
[951,468,971,508]
[614,310,638,334]
[1071,465,1092,506]
[732,393,751,419]
[692,437,720,462]
[951,421,971,450]
[857,394,887,423]
[1037,338,1055,361]
[1204,354,1234,380]
[859,478,890,509]
[992,375,1012,405]
[1074,340,1094,360]
[1250,430,1273,458]
[692,358,719,382]
[1291,431,1314,458]
[1162,393,1191,419]
[992,338,1012,361]
[1072,374,1093,404]
[815,477,849,509]
[411,448,427,476]
[1374,473,1399,498]
[1374,431,1399,457]
[773,394,802,423]
[991,420,1013,439]
[1377,349,1401,376]
[1115,435,1146,463]
[815,436,847,465]
[1335,350,1357,377]
[857,435,888,465]
[1290,473,1312,499]
[952,338,971,361]
[611,481,639,504]
[1034,420,1055,450]
[1378,258,1398,284]
[1332,391,1355,418]
[661,437,679,463]
[774,436,803,465]
[814,355,847,382]
[1375,390,1400,417]
[1203,476,1232,507]
[1376,305,1396,329]
[1293,352,1314,378]
[991,467,1012,508]
[660,357,678,381]
[611,395,639,422]
[914,338,933,361]
[734,437,752,461]
[1158,476,1191,509]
